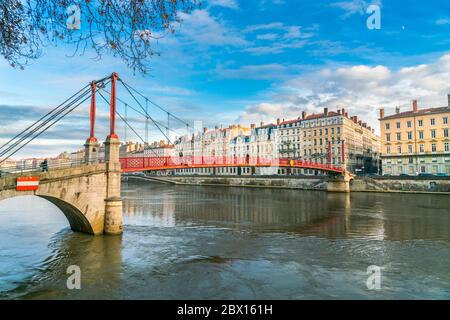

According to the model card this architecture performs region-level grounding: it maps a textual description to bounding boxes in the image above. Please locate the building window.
[445,143,449,152]
[430,118,436,126]
[431,129,436,139]
[408,145,413,154]
[444,117,448,125]
[444,128,449,138]
[396,122,401,129]
[386,134,391,142]
[386,146,391,154]
[407,121,412,128]
[407,132,413,140]
[397,145,402,154]
[419,131,424,139]
[386,123,390,130]
[396,133,401,141]
[418,120,423,127]
[432,143,437,153]
[419,144,424,153]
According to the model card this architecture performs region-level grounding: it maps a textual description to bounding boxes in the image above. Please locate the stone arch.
[0,194,95,235]
[38,195,95,234]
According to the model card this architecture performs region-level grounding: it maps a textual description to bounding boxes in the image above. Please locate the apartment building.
[129,141,175,158]
[278,108,381,174]
[173,124,251,175]
[169,108,380,176]
[380,98,450,175]
[277,117,302,160]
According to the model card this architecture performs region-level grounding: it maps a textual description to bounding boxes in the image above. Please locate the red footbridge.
[120,156,345,174]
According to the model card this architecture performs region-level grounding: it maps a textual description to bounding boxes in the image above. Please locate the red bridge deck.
[120,156,345,174]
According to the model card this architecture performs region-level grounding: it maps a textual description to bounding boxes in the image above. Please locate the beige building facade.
[380,99,450,175]
[278,108,381,175]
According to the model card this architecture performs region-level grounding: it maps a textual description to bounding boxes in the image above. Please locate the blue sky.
[2,0,450,158]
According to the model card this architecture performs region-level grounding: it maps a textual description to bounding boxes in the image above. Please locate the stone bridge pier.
[327,171,354,193]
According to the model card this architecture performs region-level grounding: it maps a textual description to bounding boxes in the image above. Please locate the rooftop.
[381,106,450,120]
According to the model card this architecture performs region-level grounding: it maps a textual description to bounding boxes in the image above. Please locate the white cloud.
[216,63,300,80]
[243,22,315,55]
[177,9,248,47]
[331,0,382,19]
[436,18,450,25]
[208,0,239,10]
[237,53,450,132]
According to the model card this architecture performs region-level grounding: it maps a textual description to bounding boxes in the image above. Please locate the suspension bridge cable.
[97,90,161,158]
[0,83,91,152]
[0,86,92,160]
[101,88,182,137]
[118,81,174,145]
[0,88,96,164]
[118,79,192,130]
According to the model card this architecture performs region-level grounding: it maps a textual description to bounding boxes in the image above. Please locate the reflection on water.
[0,182,449,299]
[122,182,450,242]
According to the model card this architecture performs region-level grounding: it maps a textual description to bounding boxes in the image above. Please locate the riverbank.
[124,175,450,194]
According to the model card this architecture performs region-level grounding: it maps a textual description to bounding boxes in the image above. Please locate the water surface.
[0,181,449,299]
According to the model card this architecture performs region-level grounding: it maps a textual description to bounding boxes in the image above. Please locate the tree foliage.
[0,0,201,73]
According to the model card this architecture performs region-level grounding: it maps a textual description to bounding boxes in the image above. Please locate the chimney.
[363,122,367,128]
[395,106,400,114]
[358,120,362,126]
[302,111,307,119]
[351,116,358,124]
[379,108,385,119]
[412,100,418,112]
[342,108,346,116]
[251,124,256,129]
[448,94,450,107]
[337,109,341,115]
[260,122,265,127]
[277,118,281,125]
[324,107,329,116]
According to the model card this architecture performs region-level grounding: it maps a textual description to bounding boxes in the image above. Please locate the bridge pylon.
[103,72,123,235]
[85,81,100,164]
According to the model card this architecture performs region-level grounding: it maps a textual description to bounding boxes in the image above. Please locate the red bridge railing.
[119,156,345,173]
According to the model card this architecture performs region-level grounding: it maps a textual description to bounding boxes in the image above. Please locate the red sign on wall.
[16,177,39,191]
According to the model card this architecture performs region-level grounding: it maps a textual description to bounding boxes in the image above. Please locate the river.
[0,180,449,299]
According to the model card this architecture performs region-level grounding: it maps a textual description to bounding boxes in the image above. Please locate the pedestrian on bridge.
[40,159,49,172]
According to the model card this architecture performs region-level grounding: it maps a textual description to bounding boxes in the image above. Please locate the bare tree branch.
[0,0,202,73]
